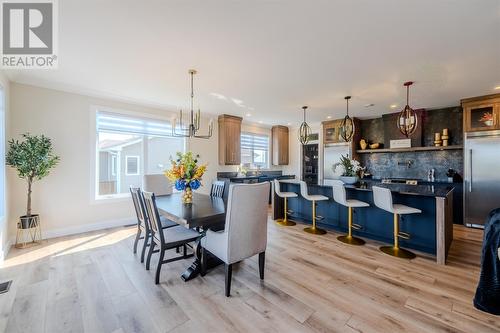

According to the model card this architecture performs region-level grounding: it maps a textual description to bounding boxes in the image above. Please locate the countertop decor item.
[333,154,362,184]
[340,96,355,142]
[6,133,60,248]
[298,106,312,145]
[165,152,207,204]
[171,69,214,139]
[359,139,368,150]
[397,81,418,138]
[369,143,380,149]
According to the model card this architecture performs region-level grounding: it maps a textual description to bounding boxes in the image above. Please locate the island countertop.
[279,179,455,198]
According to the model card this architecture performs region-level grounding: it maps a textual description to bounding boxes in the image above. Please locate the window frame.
[125,155,140,176]
[90,105,186,203]
[240,131,270,169]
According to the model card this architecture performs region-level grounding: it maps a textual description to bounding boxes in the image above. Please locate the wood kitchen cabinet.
[218,114,242,165]
[462,94,500,132]
[271,125,289,165]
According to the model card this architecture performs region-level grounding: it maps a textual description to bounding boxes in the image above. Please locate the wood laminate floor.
[0,218,498,333]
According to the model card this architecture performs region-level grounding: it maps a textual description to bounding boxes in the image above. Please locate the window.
[125,156,139,175]
[0,86,4,218]
[241,132,269,168]
[95,111,184,198]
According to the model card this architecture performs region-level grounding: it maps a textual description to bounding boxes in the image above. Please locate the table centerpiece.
[165,152,207,204]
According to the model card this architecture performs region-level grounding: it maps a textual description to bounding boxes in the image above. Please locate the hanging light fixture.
[340,96,355,142]
[298,106,311,145]
[397,81,417,138]
[172,69,213,139]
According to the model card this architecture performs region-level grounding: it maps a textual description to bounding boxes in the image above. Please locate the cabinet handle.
[469,149,472,192]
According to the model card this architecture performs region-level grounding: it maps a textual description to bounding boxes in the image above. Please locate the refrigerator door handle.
[469,149,472,192]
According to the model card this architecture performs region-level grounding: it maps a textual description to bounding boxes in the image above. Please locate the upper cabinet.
[462,94,500,132]
[272,125,289,165]
[323,119,343,144]
[218,115,242,165]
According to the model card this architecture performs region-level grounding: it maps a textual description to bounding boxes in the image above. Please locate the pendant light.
[172,69,214,139]
[340,96,355,142]
[397,81,417,137]
[298,106,311,145]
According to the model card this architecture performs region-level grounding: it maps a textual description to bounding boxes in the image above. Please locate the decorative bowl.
[340,176,359,185]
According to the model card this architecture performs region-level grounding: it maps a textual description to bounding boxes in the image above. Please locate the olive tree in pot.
[6,133,59,230]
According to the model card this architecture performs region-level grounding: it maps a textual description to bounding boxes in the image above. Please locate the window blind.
[241,133,269,151]
[97,111,172,137]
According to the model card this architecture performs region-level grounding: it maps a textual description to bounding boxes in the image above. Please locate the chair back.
[210,180,225,198]
[332,183,348,206]
[273,179,284,197]
[142,191,164,243]
[130,187,147,228]
[372,186,393,213]
[143,174,172,196]
[224,182,270,264]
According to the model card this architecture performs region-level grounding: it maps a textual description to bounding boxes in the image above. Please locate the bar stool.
[332,183,369,246]
[273,179,297,226]
[372,186,421,259]
[299,181,328,235]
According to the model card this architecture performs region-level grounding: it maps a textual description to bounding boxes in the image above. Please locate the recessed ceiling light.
[495,86,500,90]
[327,116,332,119]
[246,113,252,117]
[287,123,291,126]
[390,104,398,109]
[258,120,263,124]
[364,103,375,107]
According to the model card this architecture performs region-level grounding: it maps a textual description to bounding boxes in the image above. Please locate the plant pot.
[340,176,359,185]
[19,214,39,229]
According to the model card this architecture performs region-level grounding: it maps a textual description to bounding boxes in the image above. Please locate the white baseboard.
[8,217,136,249]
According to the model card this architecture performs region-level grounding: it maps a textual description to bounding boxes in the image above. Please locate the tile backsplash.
[359,149,463,182]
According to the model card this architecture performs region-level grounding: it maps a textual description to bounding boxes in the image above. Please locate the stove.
[381,178,419,185]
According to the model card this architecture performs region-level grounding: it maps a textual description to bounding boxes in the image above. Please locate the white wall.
[8,83,221,241]
[0,71,10,261]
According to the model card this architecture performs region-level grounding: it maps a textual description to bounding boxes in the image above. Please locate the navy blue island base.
[272,180,454,264]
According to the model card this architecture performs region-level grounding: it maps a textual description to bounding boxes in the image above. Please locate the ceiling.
[4,0,500,125]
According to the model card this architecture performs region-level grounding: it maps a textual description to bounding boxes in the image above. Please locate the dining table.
[155,192,226,281]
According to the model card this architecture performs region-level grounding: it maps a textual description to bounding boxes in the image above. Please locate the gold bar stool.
[299,181,328,235]
[332,182,369,245]
[273,179,297,226]
[372,186,421,259]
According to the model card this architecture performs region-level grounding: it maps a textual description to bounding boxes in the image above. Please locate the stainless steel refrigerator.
[464,130,500,228]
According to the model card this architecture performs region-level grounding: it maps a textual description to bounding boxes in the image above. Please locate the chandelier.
[397,81,417,138]
[172,69,213,139]
[340,96,355,142]
[298,106,312,145]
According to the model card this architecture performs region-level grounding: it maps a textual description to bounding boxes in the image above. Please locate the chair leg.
[337,207,365,246]
[183,244,187,257]
[225,264,232,297]
[304,200,326,235]
[155,248,165,284]
[200,246,207,277]
[259,252,265,280]
[133,227,141,254]
[140,232,149,263]
[176,246,180,253]
[146,241,155,270]
[380,213,416,259]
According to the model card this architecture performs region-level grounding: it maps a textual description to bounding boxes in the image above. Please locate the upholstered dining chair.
[143,174,172,196]
[200,182,270,297]
[130,187,178,263]
[143,191,200,284]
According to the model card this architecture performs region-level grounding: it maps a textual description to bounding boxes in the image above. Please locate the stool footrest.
[315,215,324,221]
[351,223,362,230]
[398,232,411,240]
[287,209,294,215]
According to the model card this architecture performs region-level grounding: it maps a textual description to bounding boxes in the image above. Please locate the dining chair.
[200,182,270,297]
[130,187,177,263]
[210,180,225,198]
[142,191,200,284]
[143,174,173,196]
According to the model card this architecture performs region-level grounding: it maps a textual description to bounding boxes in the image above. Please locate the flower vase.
[340,176,359,185]
[182,186,193,204]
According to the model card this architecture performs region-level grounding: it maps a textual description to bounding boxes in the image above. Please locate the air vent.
[0,280,12,294]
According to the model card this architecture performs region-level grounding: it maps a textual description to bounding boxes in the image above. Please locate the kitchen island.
[272,180,455,264]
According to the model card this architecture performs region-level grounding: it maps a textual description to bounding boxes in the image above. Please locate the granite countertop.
[279,179,454,198]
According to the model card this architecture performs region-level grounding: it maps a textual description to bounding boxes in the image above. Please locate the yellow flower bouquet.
[165,152,207,204]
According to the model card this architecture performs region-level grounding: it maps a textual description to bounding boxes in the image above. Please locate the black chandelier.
[397,81,417,138]
[298,106,311,145]
[172,69,213,139]
[340,96,355,142]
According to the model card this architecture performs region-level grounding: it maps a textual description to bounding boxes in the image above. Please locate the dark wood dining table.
[155,192,226,281]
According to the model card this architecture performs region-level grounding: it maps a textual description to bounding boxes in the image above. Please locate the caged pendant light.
[340,96,355,142]
[298,106,312,145]
[397,81,418,138]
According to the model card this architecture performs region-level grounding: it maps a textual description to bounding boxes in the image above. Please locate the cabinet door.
[464,103,497,132]
[280,129,289,164]
[323,120,341,143]
[226,120,241,164]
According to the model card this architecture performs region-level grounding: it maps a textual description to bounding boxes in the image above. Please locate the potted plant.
[165,152,207,204]
[6,133,59,229]
[333,155,362,184]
